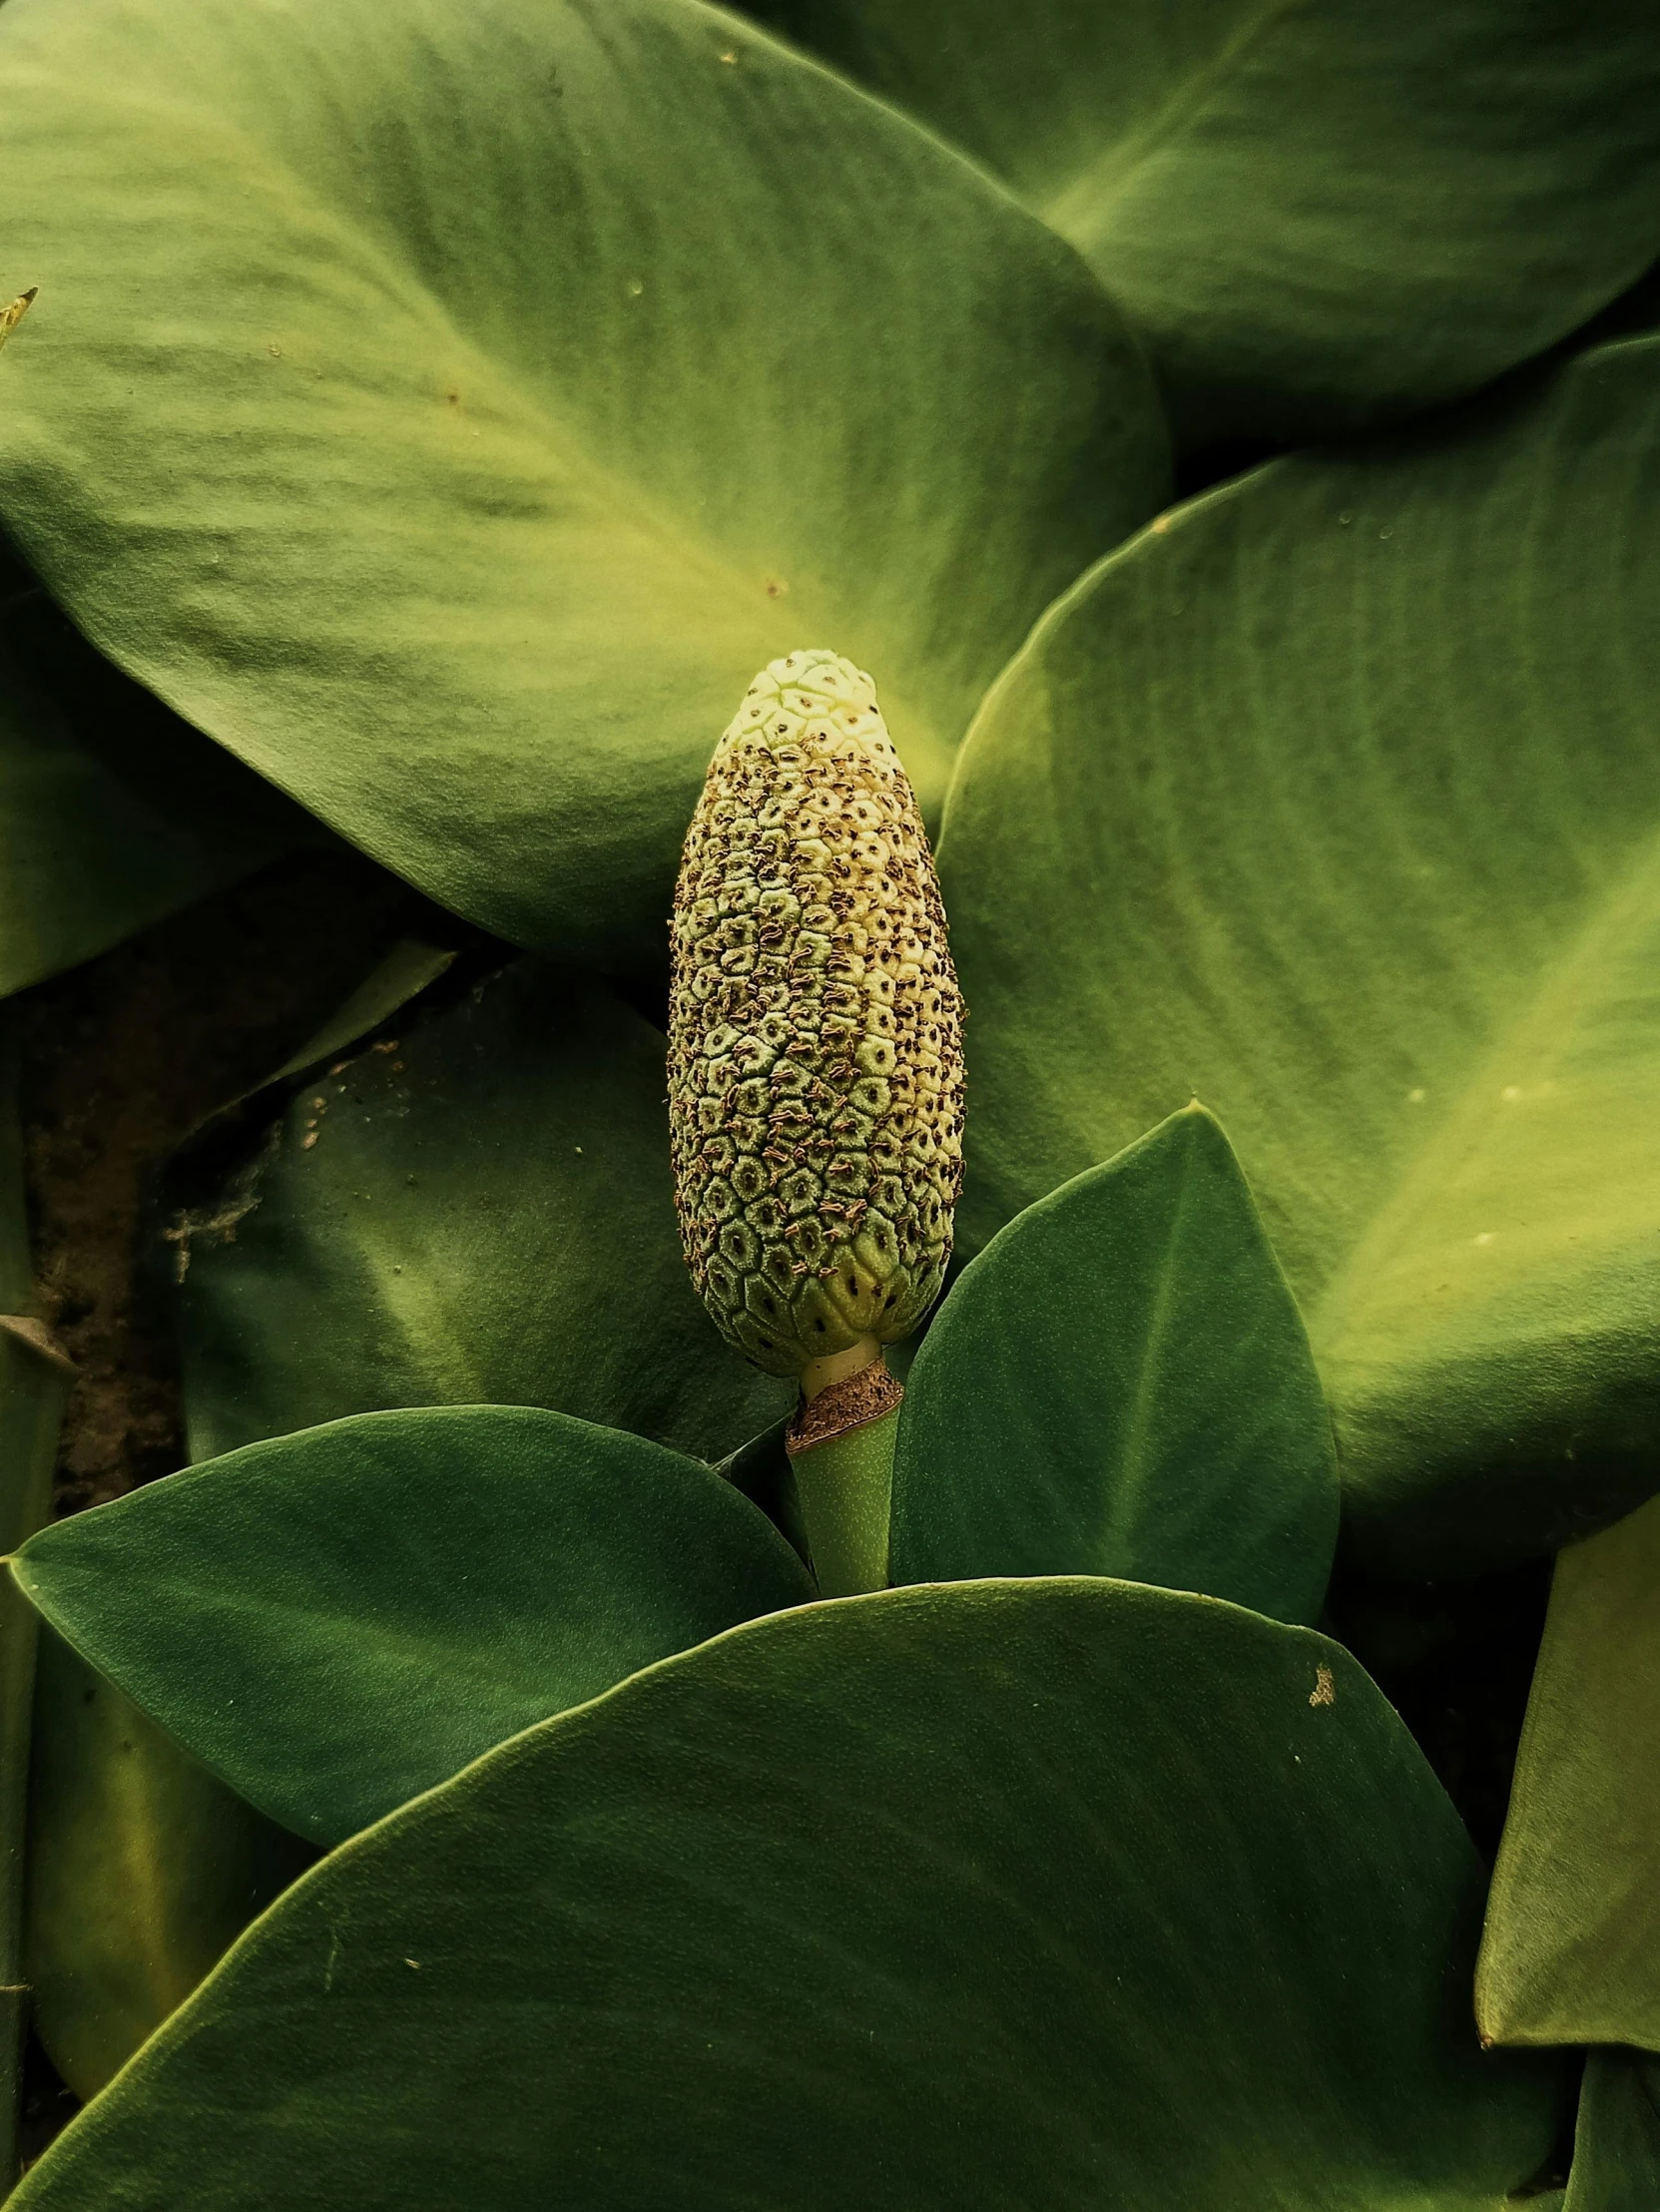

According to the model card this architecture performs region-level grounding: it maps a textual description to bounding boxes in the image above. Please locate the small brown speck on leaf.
[1310,1666,1336,1708]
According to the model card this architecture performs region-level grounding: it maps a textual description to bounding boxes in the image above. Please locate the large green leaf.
[1565,2055,1660,2212]
[13,1579,1560,2208]
[168,959,792,1465]
[0,0,1167,965]
[742,0,1660,446]
[1475,1488,1660,2053]
[13,1403,815,1845]
[889,1105,1338,1623]
[25,1629,313,2101]
[0,548,303,999]
[940,336,1660,1569]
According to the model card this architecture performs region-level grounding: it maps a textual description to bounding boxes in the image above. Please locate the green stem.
[0,1027,70,2193]
[790,1400,899,1599]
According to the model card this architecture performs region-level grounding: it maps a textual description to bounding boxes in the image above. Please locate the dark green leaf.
[743,0,1660,444]
[0,0,1167,963]
[169,961,792,1465]
[940,337,1660,1568]
[1476,1488,1660,2053]
[25,1630,313,2100]
[890,1105,1338,1623]
[261,940,458,1091]
[710,1412,808,1563]
[13,1403,816,1844]
[0,1036,71,2182]
[0,551,302,999]
[14,1580,1562,2209]
[1565,2055,1660,2212]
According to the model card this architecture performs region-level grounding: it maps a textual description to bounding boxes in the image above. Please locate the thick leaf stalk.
[786,1371,902,1601]
[669,651,964,1590]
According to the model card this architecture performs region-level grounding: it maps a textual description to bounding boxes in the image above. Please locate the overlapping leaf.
[890,1105,1338,1623]
[14,1580,1561,2209]
[0,547,302,1000]
[1476,1488,1660,2053]
[168,960,792,1465]
[25,1630,313,2101]
[940,336,1660,1567]
[0,0,1167,964]
[13,1404,816,1843]
[1565,2055,1660,2212]
[745,0,1660,444]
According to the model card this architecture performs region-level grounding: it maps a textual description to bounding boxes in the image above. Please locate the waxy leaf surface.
[890,1105,1338,1623]
[941,337,1660,1568]
[170,961,792,1466]
[0,0,1167,963]
[745,0,1660,444]
[1476,1488,1660,2054]
[13,1404,815,1845]
[14,1580,1559,2209]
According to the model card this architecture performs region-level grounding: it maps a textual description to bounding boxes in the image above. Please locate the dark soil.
[14,845,464,1517]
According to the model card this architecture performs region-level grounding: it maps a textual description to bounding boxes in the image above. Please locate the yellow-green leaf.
[941,336,1660,1568]
[0,0,1167,963]
[1476,1487,1660,2053]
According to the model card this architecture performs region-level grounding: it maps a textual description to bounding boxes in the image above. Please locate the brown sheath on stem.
[786,1357,903,1458]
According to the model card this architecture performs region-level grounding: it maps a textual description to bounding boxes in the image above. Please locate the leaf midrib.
[1038,0,1310,252]
[1105,1136,1197,1556]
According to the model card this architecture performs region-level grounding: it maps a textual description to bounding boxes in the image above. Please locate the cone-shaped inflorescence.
[669,651,963,1381]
